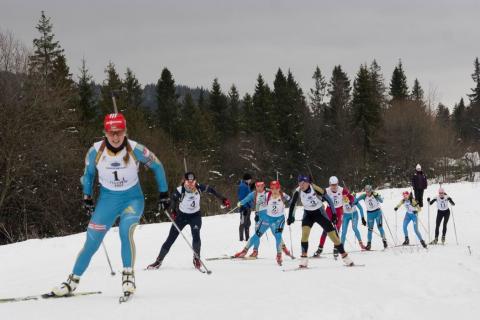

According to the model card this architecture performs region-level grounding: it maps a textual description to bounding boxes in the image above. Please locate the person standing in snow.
[233,181,293,259]
[340,192,367,250]
[411,164,427,207]
[51,113,170,297]
[147,172,230,270]
[427,187,455,245]
[315,176,354,258]
[394,191,427,248]
[234,181,293,264]
[356,185,388,250]
[287,175,354,267]
[238,173,253,241]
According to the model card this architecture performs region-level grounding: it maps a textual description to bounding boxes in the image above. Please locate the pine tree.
[77,58,97,122]
[156,68,179,135]
[29,11,70,90]
[228,84,241,135]
[452,98,467,139]
[124,68,142,109]
[369,60,386,109]
[309,66,327,118]
[208,78,229,137]
[468,57,480,105]
[100,61,123,114]
[351,64,381,158]
[327,65,351,129]
[389,60,409,101]
[411,78,424,103]
[240,93,254,133]
[435,103,450,127]
[252,74,273,136]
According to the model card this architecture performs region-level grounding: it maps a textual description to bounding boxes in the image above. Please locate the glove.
[158,192,171,211]
[331,214,338,225]
[83,197,95,215]
[237,201,242,208]
[361,217,367,226]
[394,207,398,211]
[170,210,178,221]
[427,197,430,202]
[254,214,259,222]
[223,198,231,209]
[287,215,295,225]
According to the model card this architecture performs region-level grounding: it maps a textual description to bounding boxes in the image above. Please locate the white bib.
[343,197,356,213]
[436,196,450,210]
[95,140,139,191]
[326,186,344,208]
[404,200,416,213]
[266,195,286,218]
[178,186,201,214]
[365,194,381,211]
[255,191,268,212]
[299,187,322,211]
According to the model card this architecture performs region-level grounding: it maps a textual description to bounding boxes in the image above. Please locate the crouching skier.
[234,181,293,259]
[287,175,354,268]
[394,191,427,248]
[356,185,388,250]
[147,172,230,270]
[51,113,170,299]
[234,181,293,265]
[427,187,455,245]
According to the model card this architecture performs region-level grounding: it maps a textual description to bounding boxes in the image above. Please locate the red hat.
[270,180,281,190]
[402,191,410,197]
[104,113,126,132]
[255,181,265,188]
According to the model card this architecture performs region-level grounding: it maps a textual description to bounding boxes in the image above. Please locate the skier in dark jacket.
[238,173,253,241]
[411,164,427,207]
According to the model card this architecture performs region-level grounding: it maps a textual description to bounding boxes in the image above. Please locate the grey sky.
[1,0,479,107]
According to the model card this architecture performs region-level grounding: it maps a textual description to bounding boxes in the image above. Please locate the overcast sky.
[1,0,479,107]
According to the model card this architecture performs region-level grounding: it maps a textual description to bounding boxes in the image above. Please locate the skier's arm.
[394,199,404,211]
[171,188,182,210]
[343,188,354,205]
[312,184,325,196]
[238,191,255,207]
[198,184,227,202]
[355,200,365,218]
[373,192,383,203]
[413,199,422,212]
[448,196,455,205]
[288,190,299,220]
[322,193,336,215]
[133,144,168,193]
[80,146,97,197]
[429,198,437,205]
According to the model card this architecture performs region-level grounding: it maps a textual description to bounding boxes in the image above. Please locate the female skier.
[394,191,427,248]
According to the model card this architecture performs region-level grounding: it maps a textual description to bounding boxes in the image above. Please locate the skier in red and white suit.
[313,176,354,258]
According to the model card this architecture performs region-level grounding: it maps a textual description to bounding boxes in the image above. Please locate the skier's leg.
[72,197,119,276]
[403,214,410,238]
[315,212,346,254]
[367,212,375,242]
[118,198,144,269]
[442,209,450,238]
[318,207,333,247]
[246,217,268,250]
[157,213,187,261]
[376,211,386,238]
[188,212,202,256]
[340,214,350,244]
[244,209,251,241]
[301,213,314,255]
[435,210,442,239]
[239,208,246,241]
[412,214,423,241]
[271,217,285,253]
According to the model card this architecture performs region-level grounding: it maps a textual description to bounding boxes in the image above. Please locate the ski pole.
[225,205,239,215]
[381,212,398,246]
[450,207,459,245]
[162,208,212,274]
[288,225,294,258]
[427,202,431,243]
[102,242,116,276]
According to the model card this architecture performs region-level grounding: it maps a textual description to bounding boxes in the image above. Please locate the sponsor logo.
[110,162,121,167]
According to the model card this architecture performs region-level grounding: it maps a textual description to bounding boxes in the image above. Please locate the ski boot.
[420,240,427,249]
[193,256,201,269]
[282,244,294,259]
[365,242,372,251]
[52,274,80,297]
[341,253,354,266]
[402,237,410,246]
[359,240,367,250]
[430,238,438,245]
[312,246,323,258]
[276,253,283,266]
[249,249,258,258]
[382,238,388,249]
[122,268,136,295]
[146,258,163,270]
[299,254,308,268]
[441,236,446,245]
[234,248,247,258]
[333,248,339,259]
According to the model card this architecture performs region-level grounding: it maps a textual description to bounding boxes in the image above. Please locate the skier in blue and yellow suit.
[52,113,170,297]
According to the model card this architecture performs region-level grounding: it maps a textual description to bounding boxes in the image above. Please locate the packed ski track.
[1,182,479,319]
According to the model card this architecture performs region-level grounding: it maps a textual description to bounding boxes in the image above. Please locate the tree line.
[1,11,479,244]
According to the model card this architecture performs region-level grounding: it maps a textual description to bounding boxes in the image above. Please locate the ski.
[119,292,133,304]
[0,291,102,304]
[206,255,261,261]
[283,266,317,272]
[345,263,366,267]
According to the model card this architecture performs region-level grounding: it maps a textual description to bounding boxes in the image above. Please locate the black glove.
[427,197,430,202]
[254,214,260,222]
[83,197,95,215]
[331,214,338,225]
[394,207,398,212]
[361,217,367,226]
[158,192,171,211]
[287,215,295,225]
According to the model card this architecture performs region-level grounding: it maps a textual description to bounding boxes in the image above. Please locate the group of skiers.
[49,112,457,300]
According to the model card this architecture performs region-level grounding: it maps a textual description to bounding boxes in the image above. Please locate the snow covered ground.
[1,182,479,319]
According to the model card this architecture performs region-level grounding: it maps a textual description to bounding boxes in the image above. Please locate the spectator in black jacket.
[411,164,427,207]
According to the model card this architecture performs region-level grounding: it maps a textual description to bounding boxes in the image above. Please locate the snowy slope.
[1,182,479,320]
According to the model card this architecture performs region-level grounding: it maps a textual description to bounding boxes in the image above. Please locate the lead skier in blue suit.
[51,113,169,298]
